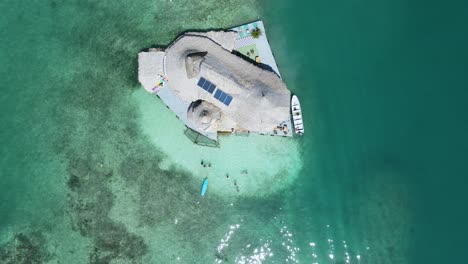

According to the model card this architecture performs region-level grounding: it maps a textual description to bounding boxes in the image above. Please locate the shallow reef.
[42,0,262,261]
[0,232,52,264]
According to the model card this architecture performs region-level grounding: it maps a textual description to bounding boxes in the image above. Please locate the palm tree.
[251,27,262,39]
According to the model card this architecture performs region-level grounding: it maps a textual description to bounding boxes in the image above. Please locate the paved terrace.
[231,20,282,78]
[138,20,292,141]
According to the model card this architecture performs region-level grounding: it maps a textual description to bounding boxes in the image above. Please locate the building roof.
[138,29,292,138]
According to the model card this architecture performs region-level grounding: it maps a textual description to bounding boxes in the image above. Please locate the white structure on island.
[138,20,292,141]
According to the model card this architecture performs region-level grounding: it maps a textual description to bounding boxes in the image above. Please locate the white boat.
[291,95,304,135]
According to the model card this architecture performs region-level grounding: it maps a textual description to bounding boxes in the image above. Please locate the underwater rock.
[0,232,52,264]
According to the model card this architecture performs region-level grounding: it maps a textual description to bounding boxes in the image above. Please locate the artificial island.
[138,20,303,145]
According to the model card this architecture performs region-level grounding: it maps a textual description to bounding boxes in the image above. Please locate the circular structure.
[187,100,222,130]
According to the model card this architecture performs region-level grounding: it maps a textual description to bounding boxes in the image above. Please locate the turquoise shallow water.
[1,0,468,263]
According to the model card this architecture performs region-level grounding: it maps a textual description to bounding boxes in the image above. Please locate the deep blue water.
[263,0,468,262]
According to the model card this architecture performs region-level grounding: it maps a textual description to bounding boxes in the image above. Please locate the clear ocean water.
[1,0,468,263]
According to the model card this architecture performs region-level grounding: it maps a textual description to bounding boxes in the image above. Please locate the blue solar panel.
[199,79,233,106]
[197,78,205,87]
[219,93,227,102]
[207,84,216,94]
[214,89,222,99]
[202,80,211,90]
[224,96,233,106]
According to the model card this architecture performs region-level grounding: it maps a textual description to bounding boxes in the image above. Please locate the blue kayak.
[200,178,208,196]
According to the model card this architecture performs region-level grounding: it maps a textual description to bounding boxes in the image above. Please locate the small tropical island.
[138,20,297,143]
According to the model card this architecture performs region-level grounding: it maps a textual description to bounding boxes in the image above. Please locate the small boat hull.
[200,178,209,196]
[291,95,304,135]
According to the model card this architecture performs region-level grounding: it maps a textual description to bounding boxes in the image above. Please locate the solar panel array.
[214,88,233,106]
[198,77,233,106]
[197,77,216,94]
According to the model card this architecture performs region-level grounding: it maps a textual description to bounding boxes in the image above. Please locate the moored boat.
[291,95,304,135]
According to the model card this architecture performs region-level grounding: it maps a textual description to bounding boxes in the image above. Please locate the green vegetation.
[237,44,259,59]
[251,27,262,39]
